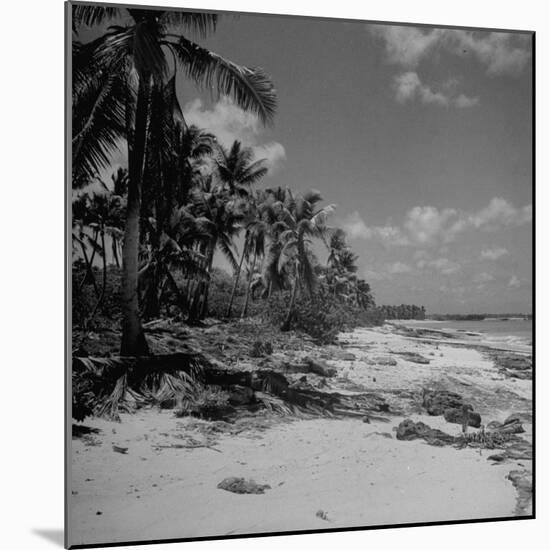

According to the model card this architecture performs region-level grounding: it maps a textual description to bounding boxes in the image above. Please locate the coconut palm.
[276,190,335,330]
[215,140,268,196]
[185,178,243,320]
[72,6,276,354]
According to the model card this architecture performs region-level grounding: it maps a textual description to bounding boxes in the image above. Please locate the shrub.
[264,292,383,345]
[72,261,122,328]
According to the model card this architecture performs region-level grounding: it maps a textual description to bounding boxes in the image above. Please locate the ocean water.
[400,318,532,353]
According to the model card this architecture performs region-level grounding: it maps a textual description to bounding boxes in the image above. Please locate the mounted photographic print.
[66,1,534,547]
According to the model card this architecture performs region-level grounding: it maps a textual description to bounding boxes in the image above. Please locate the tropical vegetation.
[71,5,424,357]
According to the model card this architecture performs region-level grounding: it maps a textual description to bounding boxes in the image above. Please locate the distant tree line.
[378,304,426,320]
[427,313,532,321]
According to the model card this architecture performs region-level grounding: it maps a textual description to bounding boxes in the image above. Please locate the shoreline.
[70,321,533,546]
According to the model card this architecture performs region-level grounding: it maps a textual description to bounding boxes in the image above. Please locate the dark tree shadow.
[32,529,64,547]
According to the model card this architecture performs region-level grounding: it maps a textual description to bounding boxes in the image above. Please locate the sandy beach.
[70,322,532,547]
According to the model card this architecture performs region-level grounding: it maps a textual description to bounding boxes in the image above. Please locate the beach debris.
[365,431,393,439]
[227,385,256,406]
[316,509,330,521]
[490,353,532,380]
[72,424,101,438]
[443,405,482,429]
[112,445,128,454]
[371,355,397,366]
[422,389,482,428]
[250,340,273,357]
[332,350,356,361]
[392,351,430,364]
[217,477,271,494]
[506,470,532,515]
[486,416,525,434]
[395,419,455,446]
[422,389,463,415]
[154,443,222,453]
[486,439,532,462]
[302,356,337,377]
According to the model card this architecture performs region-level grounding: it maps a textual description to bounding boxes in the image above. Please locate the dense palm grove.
[71,6,424,356]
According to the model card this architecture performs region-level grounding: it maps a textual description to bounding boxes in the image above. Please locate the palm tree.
[72,6,276,354]
[215,140,268,196]
[276,190,335,330]
[185,178,242,320]
[240,218,268,318]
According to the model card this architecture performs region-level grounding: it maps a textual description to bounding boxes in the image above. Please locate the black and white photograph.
[67,1,533,547]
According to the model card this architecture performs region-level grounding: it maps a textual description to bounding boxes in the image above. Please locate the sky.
[81,10,533,314]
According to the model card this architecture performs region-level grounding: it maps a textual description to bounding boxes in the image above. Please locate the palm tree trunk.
[87,225,107,327]
[240,248,257,319]
[76,237,100,297]
[87,227,100,268]
[121,74,151,356]
[112,236,120,268]
[199,240,217,319]
[226,241,247,318]
[281,260,299,331]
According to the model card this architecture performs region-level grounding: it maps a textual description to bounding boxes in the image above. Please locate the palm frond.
[161,12,218,37]
[169,37,276,125]
[72,5,122,29]
[72,37,131,185]
[217,236,239,272]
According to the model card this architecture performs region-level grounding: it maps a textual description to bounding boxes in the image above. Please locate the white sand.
[69,325,532,547]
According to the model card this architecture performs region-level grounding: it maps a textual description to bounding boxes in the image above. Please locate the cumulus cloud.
[452,31,531,77]
[252,142,287,174]
[455,94,480,108]
[393,71,478,108]
[371,26,531,77]
[183,97,286,173]
[387,261,412,274]
[474,272,494,284]
[508,275,521,288]
[480,247,509,261]
[469,198,532,229]
[341,212,409,245]
[370,26,445,68]
[371,26,529,107]
[341,197,531,247]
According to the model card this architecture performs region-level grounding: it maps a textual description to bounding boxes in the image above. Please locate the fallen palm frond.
[73,353,205,420]
[454,426,520,449]
[72,352,394,421]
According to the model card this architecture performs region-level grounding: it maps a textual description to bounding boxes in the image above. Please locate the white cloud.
[480,247,509,261]
[393,72,478,108]
[474,272,494,284]
[252,142,287,174]
[426,257,461,275]
[372,26,531,77]
[342,198,531,247]
[508,275,521,288]
[341,211,408,245]
[372,26,529,107]
[451,31,531,77]
[371,26,444,68]
[183,97,286,173]
[455,94,480,108]
[469,198,532,229]
[404,205,458,245]
[387,261,412,274]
